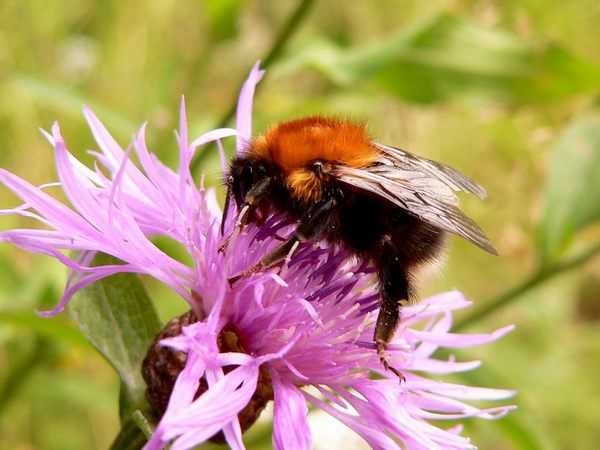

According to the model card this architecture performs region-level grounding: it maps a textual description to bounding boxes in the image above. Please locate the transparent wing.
[335,143,497,254]
[375,143,487,199]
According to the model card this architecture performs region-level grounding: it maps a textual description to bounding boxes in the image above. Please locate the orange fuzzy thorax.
[250,117,379,203]
[252,116,378,170]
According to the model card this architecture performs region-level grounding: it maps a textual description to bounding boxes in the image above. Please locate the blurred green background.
[2,1,600,449]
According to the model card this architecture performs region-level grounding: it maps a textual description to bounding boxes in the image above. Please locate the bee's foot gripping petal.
[377,341,405,383]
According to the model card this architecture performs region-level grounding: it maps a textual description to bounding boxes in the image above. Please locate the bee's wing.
[335,143,497,254]
[375,143,487,199]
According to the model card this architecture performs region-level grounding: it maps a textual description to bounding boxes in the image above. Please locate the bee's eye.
[257,164,267,175]
[312,161,323,172]
[240,165,254,183]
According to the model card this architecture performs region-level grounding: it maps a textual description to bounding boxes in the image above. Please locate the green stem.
[109,415,147,450]
[110,410,155,450]
[190,0,317,173]
[455,241,600,331]
[132,410,155,439]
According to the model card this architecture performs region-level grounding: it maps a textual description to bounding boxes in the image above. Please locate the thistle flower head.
[0,62,515,450]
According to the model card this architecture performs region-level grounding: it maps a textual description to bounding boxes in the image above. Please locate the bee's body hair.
[225,116,493,376]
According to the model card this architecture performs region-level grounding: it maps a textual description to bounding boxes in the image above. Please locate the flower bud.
[142,311,273,442]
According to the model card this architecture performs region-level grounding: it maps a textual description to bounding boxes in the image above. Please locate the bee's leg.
[228,237,300,284]
[220,176,234,236]
[229,198,337,283]
[219,177,274,252]
[374,238,411,381]
[218,204,250,253]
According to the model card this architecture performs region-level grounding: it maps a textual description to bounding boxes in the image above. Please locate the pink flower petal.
[407,324,515,349]
[271,371,311,450]
[304,391,400,450]
[235,61,265,154]
[205,368,245,450]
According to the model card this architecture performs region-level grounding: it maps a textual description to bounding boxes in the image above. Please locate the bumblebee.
[223,116,496,377]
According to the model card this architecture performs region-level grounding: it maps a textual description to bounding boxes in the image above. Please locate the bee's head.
[227,156,273,207]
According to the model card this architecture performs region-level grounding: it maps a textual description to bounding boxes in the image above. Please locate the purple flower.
[0,62,515,450]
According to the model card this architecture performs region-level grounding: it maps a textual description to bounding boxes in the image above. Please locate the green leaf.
[68,254,161,418]
[539,114,600,262]
[283,14,600,104]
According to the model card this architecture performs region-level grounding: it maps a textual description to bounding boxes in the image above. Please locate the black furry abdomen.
[332,187,445,278]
